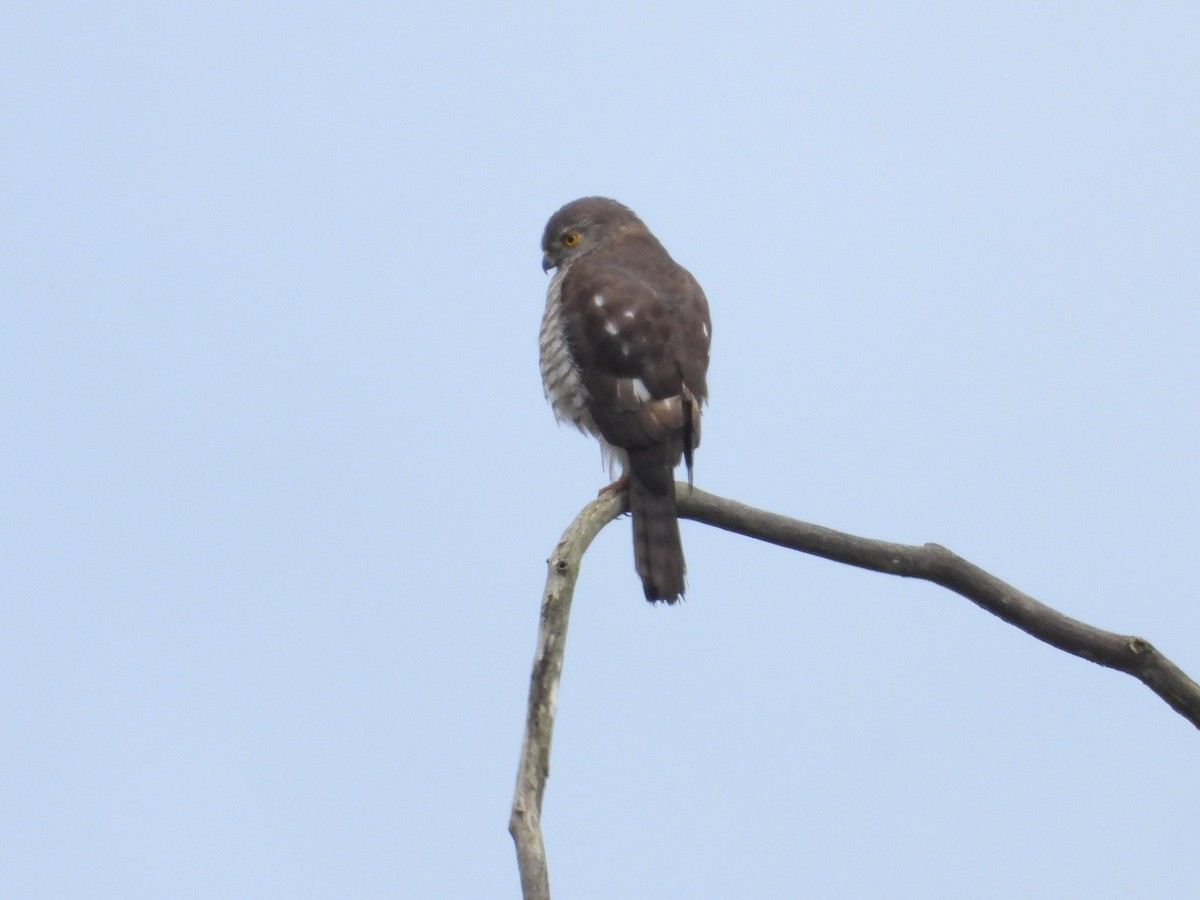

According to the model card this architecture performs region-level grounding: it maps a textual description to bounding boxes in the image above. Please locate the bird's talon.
[598,474,631,496]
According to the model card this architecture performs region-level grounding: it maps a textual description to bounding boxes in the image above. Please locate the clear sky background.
[3,3,1198,898]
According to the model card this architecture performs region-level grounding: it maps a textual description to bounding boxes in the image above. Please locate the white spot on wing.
[631,378,652,403]
[701,322,709,338]
[593,294,605,307]
[604,321,619,335]
[623,309,635,319]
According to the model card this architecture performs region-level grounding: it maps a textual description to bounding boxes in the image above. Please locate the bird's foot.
[597,473,630,497]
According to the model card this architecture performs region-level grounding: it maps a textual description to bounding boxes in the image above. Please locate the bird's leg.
[597,473,630,497]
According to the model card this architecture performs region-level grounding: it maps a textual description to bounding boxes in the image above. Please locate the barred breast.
[539,269,624,474]
[539,269,592,431]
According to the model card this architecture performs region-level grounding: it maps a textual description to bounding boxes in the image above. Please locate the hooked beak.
[541,252,556,274]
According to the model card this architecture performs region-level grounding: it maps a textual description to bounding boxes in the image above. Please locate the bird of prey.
[538,196,712,603]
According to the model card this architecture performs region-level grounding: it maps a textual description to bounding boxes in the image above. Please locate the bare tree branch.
[509,490,625,900]
[674,486,1200,725]
[510,485,1200,897]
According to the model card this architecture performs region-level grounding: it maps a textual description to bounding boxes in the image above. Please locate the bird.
[538,196,712,603]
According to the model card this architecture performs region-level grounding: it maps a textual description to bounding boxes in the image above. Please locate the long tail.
[628,446,685,603]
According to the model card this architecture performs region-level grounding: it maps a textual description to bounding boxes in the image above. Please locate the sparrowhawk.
[539,196,712,603]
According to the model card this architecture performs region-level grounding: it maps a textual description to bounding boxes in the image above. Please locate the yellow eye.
[561,231,581,247]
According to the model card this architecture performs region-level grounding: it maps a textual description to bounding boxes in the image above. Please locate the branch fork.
[509,486,1200,898]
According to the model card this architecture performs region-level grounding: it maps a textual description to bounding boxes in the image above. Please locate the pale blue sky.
[2,3,1198,898]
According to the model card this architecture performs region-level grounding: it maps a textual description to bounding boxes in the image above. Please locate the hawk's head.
[540,196,642,273]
